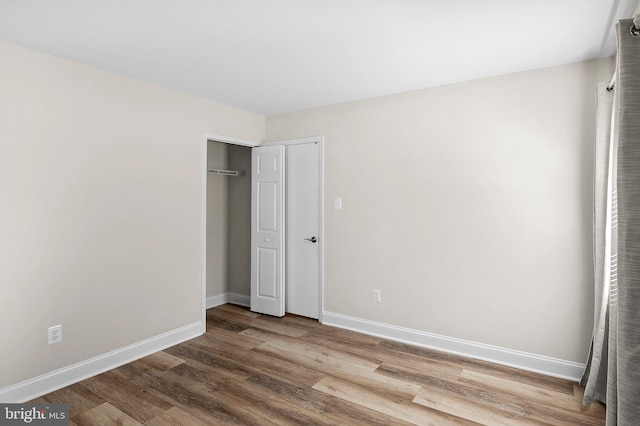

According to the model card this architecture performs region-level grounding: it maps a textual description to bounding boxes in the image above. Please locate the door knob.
[304,236,317,243]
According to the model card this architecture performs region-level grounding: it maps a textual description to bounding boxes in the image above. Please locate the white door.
[250,145,285,316]
[286,143,319,318]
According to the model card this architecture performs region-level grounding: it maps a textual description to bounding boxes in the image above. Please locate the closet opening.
[206,141,252,308]
[202,135,324,326]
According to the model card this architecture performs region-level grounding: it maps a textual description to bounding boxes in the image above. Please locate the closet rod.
[207,168,245,177]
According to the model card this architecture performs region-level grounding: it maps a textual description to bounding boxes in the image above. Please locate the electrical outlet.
[48,325,62,345]
[372,289,382,303]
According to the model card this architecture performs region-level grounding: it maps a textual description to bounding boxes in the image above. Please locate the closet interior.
[206,141,252,306]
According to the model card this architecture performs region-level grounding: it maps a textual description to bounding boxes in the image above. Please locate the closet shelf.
[208,168,245,177]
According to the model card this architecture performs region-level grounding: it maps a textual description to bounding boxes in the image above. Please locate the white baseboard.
[206,292,250,309]
[227,292,250,307]
[322,311,585,382]
[206,293,228,309]
[0,321,202,403]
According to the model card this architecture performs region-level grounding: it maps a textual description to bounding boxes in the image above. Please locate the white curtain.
[581,18,640,426]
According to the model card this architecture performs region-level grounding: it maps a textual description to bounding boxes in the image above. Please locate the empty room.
[1,1,639,425]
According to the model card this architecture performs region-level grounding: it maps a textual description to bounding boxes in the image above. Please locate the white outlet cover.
[48,324,62,345]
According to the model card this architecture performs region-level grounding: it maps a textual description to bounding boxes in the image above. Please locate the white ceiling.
[0,1,635,116]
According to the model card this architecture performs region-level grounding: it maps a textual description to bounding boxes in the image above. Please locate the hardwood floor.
[32,304,606,425]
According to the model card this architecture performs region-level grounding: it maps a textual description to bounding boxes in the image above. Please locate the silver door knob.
[304,236,317,243]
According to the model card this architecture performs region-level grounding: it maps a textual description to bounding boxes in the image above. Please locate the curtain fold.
[582,18,640,426]
[580,80,614,406]
[613,16,640,426]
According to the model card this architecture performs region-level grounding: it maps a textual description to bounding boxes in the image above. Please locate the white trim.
[322,311,585,382]
[317,138,325,322]
[228,292,251,307]
[263,135,322,147]
[201,137,208,333]
[203,133,260,148]
[206,293,228,309]
[206,293,250,309]
[0,322,201,403]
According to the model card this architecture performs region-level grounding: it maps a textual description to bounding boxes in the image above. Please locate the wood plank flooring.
[31,304,606,425]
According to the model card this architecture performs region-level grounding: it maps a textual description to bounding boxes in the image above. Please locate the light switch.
[334,197,342,210]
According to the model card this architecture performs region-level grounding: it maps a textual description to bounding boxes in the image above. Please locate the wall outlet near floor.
[48,324,62,345]
[372,289,382,303]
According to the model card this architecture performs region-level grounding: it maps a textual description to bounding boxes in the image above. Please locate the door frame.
[201,133,325,330]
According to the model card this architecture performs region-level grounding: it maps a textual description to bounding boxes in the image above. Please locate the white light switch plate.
[334,197,342,210]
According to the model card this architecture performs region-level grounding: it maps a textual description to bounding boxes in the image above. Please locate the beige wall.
[267,58,615,362]
[0,40,263,390]
[0,35,616,393]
